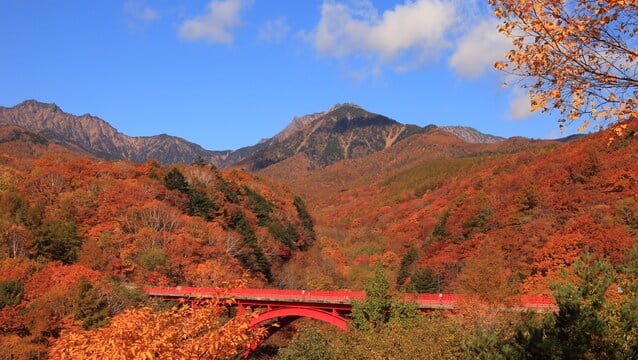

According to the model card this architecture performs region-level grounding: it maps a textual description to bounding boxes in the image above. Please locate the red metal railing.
[145,287,556,311]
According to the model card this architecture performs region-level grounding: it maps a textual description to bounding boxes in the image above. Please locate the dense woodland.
[0,116,635,358]
[1,0,637,355]
[0,149,315,358]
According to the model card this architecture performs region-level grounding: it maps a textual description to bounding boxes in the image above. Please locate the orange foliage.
[286,119,638,295]
[49,300,267,360]
[490,0,637,127]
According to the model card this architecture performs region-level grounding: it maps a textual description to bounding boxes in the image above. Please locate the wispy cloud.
[449,18,510,78]
[124,1,160,32]
[179,0,252,44]
[258,17,291,43]
[308,0,456,63]
[509,88,534,120]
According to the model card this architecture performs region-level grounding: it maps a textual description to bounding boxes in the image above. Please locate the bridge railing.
[145,287,556,311]
[144,286,368,303]
[230,288,366,303]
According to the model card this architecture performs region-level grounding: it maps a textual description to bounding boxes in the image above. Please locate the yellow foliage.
[489,0,637,129]
[48,298,267,360]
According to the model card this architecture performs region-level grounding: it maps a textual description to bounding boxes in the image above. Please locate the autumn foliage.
[0,153,314,357]
[279,119,638,295]
[49,299,266,360]
[490,0,637,129]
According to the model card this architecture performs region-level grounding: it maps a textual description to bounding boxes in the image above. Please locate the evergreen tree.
[73,277,109,330]
[408,268,439,293]
[352,267,391,330]
[229,208,272,281]
[0,279,23,308]
[508,255,620,359]
[34,220,82,264]
[163,167,189,194]
[293,196,315,250]
[352,267,419,331]
[396,247,418,288]
[187,189,217,220]
[244,186,272,226]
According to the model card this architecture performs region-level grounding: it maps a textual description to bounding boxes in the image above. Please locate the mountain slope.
[0,100,510,170]
[0,100,229,165]
[279,119,638,293]
[233,103,429,171]
[440,126,505,143]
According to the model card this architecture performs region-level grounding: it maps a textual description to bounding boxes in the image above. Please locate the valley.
[0,100,636,359]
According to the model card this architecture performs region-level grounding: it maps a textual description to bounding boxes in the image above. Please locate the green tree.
[396,247,418,288]
[138,247,169,276]
[351,267,392,331]
[216,173,239,204]
[187,188,217,220]
[293,196,315,250]
[331,315,465,360]
[229,208,271,281]
[163,167,189,194]
[0,279,23,308]
[408,268,439,293]
[267,221,299,250]
[613,245,638,357]
[244,186,272,226]
[277,327,335,360]
[34,220,82,264]
[508,255,620,359]
[351,267,418,331]
[430,210,450,242]
[73,277,109,330]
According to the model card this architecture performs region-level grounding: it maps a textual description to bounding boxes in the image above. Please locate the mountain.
[272,117,638,293]
[439,126,505,143]
[0,125,93,169]
[259,126,564,205]
[0,100,229,165]
[230,103,432,171]
[0,100,509,169]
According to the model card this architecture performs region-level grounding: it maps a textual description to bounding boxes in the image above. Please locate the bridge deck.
[145,287,556,311]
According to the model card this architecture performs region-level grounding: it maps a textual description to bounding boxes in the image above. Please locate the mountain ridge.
[1,99,514,169]
[0,100,231,165]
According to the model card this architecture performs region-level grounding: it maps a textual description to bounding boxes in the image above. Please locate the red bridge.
[145,286,557,332]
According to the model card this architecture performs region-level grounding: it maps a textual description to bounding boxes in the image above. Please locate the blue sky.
[0,0,576,150]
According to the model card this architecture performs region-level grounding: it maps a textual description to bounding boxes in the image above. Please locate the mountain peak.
[0,100,228,165]
[16,99,62,113]
[230,102,425,171]
[327,103,362,112]
[440,126,505,144]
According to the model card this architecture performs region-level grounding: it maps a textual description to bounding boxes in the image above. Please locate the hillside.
[271,120,638,295]
[0,100,230,165]
[0,152,316,355]
[0,125,93,168]
[260,128,563,204]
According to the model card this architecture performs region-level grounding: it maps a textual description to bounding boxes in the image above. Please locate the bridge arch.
[249,307,348,331]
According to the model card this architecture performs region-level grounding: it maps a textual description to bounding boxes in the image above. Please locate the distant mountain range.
[0,100,506,168]
[0,100,229,165]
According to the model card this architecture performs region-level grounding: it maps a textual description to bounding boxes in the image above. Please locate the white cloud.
[450,19,511,78]
[311,0,456,63]
[258,17,291,43]
[179,0,252,44]
[124,1,160,31]
[509,89,534,120]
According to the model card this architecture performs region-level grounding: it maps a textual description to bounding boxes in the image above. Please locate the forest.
[0,114,635,359]
[2,0,638,358]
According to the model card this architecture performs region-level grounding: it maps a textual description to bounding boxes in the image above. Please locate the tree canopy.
[490,0,637,130]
